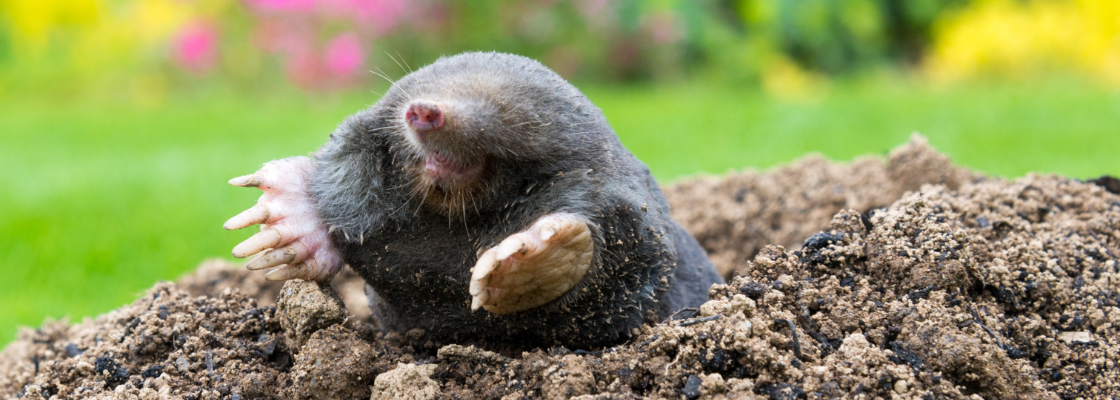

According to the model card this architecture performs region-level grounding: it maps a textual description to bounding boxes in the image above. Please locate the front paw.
[469,213,594,314]
[225,156,343,281]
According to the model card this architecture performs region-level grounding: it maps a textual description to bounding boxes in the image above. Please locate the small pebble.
[894,379,909,393]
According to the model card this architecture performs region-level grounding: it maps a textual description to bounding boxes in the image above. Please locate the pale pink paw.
[469,213,594,314]
[224,156,343,282]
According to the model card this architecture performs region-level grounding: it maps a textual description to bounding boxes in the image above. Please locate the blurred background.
[2,0,1118,344]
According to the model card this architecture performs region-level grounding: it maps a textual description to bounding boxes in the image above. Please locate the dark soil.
[3,136,1118,399]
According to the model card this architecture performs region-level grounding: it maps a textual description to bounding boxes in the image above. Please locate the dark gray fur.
[309,52,722,348]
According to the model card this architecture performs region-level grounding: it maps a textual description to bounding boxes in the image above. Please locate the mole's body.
[225,52,722,348]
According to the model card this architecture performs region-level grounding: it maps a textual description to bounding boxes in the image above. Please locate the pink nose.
[405,101,444,133]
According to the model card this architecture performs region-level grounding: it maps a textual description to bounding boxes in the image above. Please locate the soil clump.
[2,136,1118,399]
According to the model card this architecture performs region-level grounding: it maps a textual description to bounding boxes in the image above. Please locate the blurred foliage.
[0,0,239,97]
[1,0,1118,97]
[728,0,967,73]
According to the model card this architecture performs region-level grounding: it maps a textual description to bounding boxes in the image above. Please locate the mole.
[224,52,723,348]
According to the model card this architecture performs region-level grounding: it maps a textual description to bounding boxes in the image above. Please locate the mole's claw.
[539,225,556,241]
[224,204,271,230]
[246,243,305,271]
[470,290,490,311]
[494,237,526,261]
[228,173,263,187]
[232,228,282,258]
[264,264,304,281]
[469,250,497,297]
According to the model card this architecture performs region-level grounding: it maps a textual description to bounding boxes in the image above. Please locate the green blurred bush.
[726,0,967,74]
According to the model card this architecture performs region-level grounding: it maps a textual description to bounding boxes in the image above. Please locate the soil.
[3,135,1118,399]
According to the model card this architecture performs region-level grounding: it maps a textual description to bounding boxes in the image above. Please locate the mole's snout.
[406,101,444,134]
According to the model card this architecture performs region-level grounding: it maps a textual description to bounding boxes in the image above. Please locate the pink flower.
[324,32,364,76]
[575,0,611,19]
[645,12,679,45]
[286,48,322,88]
[174,22,219,74]
[245,0,315,13]
[240,0,413,89]
[253,21,314,57]
[322,0,408,36]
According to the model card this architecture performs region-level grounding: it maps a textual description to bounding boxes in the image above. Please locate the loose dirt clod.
[276,280,348,350]
[2,138,1118,399]
[370,363,440,400]
[436,344,510,364]
[288,325,377,399]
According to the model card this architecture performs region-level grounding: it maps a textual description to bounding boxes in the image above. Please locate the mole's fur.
[309,52,722,348]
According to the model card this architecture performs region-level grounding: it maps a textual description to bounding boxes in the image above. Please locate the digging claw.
[495,237,528,262]
[265,264,305,281]
[224,204,271,230]
[228,173,263,187]
[469,251,497,296]
[232,228,282,258]
[245,244,305,271]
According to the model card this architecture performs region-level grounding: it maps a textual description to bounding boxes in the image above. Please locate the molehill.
[2,136,1118,399]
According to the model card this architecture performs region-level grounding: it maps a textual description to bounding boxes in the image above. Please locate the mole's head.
[375,52,610,216]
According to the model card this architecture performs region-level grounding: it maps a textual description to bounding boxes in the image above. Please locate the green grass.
[592,79,1120,180]
[2,79,1118,346]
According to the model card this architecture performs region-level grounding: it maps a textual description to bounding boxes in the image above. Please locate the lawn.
[2,79,1118,345]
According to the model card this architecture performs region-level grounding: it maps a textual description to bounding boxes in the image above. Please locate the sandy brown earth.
[2,136,1118,399]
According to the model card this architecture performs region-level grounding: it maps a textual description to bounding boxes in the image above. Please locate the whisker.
[385,51,409,75]
[468,191,479,215]
[393,181,420,215]
[413,183,430,217]
[390,178,423,215]
[376,66,418,100]
[395,50,413,73]
[388,181,413,190]
[361,111,402,118]
[367,125,404,133]
[368,68,395,85]
[460,199,470,239]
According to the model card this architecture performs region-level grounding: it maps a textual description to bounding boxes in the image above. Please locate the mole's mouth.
[424,150,483,181]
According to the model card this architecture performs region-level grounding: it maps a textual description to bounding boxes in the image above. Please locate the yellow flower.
[761,56,829,101]
[3,0,102,56]
[69,0,197,73]
[1,0,220,97]
[927,0,1120,85]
